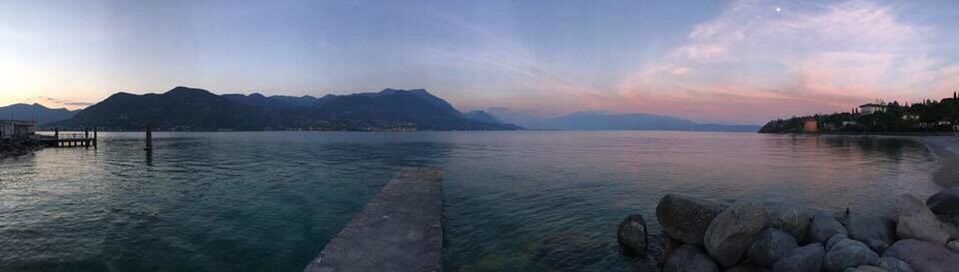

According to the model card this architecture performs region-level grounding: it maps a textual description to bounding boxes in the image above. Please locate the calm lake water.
[0,131,943,271]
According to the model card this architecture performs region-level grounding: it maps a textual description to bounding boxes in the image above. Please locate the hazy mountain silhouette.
[0,103,77,125]
[487,109,759,132]
[50,86,520,131]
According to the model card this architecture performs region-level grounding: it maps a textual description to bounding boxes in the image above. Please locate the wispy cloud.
[615,0,959,123]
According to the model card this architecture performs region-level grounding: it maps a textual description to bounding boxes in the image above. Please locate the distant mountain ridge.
[50,86,521,131]
[486,109,760,132]
[0,103,76,125]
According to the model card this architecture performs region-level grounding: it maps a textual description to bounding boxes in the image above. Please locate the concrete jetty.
[303,167,444,272]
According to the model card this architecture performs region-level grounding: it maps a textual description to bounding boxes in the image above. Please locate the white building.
[859,103,886,115]
[0,120,36,139]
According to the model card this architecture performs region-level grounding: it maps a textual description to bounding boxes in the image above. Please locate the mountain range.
[46,86,520,131]
[484,108,760,132]
[0,103,76,125]
[4,87,759,132]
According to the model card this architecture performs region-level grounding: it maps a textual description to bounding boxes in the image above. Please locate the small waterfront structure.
[803,119,818,133]
[0,120,37,139]
[304,167,443,272]
[859,103,886,115]
[35,127,98,147]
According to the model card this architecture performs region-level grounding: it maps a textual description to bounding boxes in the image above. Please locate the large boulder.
[704,201,768,267]
[927,186,959,225]
[876,257,913,272]
[663,244,721,272]
[809,212,848,243]
[772,243,825,272]
[747,228,798,267]
[896,195,950,244]
[842,213,897,253]
[823,237,879,272]
[657,194,727,244]
[882,239,959,272]
[767,205,812,241]
[617,214,648,256]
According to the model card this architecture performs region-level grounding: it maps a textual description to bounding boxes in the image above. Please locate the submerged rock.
[767,205,812,241]
[616,214,648,256]
[875,257,913,272]
[896,195,950,244]
[809,212,848,243]
[882,239,959,272]
[656,194,727,245]
[663,244,720,272]
[747,228,798,267]
[772,243,825,272]
[823,237,879,272]
[704,201,768,267]
[843,213,897,253]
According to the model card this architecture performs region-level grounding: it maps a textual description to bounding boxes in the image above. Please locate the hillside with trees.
[759,92,959,133]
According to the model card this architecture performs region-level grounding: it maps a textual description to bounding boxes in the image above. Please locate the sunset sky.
[2,0,958,124]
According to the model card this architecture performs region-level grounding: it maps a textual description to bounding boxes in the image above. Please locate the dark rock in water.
[617,214,648,256]
[656,194,727,245]
[927,186,959,225]
[767,205,812,242]
[896,195,950,244]
[876,257,914,272]
[809,213,848,244]
[747,228,798,267]
[823,237,879,272]
[704,201,768,267]
[842,213,897,253]
[772,243,825,272]
[663,244,720,272]
[882,239,959,272]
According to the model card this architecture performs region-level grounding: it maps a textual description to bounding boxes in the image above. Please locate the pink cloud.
[614,0,959,124]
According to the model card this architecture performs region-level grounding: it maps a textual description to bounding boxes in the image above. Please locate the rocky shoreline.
[617,189,959,271]
[0,139,43,159]
[915,137,959,188]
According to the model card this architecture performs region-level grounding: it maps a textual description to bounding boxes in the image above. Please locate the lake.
[0,131,943,271]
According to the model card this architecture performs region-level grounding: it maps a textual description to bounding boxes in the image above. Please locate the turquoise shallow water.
[0,131,943,271]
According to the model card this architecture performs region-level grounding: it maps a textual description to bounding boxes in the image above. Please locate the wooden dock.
[35,129,97,148]
[303,167,444,272]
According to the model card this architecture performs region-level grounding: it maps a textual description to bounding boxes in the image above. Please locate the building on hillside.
[803,118,818,133]
[0,120,37,139]
[859,103,886,115]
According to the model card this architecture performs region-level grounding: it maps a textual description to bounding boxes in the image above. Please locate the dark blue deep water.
[0,131,942,271]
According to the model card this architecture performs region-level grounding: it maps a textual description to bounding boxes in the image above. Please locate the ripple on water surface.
[0,131,942,271]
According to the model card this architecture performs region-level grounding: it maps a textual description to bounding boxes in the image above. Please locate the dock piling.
[145,126,153,151]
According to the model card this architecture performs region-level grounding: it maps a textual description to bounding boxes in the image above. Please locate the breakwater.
[618,190,959,271]
[303,167,443,272]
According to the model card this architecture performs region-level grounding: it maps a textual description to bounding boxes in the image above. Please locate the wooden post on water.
[84,128,89,147]
[93,127,97,148]
[145,126,153,151]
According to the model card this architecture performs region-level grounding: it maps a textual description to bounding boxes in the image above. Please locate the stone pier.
[303,167,444,272]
